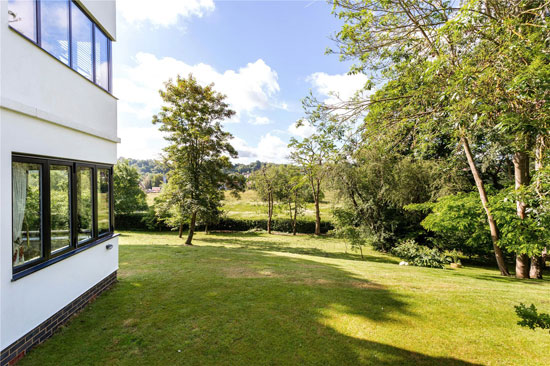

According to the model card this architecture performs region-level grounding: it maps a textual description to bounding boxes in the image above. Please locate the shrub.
[114,213,333,234]
[391,239,445,268]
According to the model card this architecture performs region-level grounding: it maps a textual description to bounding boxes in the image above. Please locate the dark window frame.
[12,154,115,278]
[7,0,112,93]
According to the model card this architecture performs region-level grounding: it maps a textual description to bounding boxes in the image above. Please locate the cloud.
[115,53,281,122]
[117,0,215,27]
[249,116,271,125]
[288,120,316,139]
[117,126,167,160]
[231,134,289,164]
[307,72,370,104]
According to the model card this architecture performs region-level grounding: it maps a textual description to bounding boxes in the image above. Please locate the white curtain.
[12,163,27,265]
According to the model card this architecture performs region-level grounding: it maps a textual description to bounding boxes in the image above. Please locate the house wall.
[0,0,119,353]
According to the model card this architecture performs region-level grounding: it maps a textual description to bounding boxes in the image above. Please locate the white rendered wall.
[79,0,117,40]
[0,110,119,350]
[0,0,118,142]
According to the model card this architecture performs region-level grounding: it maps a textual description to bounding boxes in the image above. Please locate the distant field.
[146,190,339,221]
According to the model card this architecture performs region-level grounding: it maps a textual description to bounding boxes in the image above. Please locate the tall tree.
[152,74,238,245]
[113,160,148,215]
[289,106,341,235]
[274,165,308,236]
[250,164,278,234]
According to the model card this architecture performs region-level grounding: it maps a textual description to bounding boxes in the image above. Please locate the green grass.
[221,190,336,220]
[20,231,550,366]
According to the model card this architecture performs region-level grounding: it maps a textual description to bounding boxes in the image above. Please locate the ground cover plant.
[19,231,550,366]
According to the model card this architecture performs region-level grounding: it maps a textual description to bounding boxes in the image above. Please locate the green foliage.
[391,240,445,269]
[406,191,493,257]
[114,160,148,215]
[515,304,550,333]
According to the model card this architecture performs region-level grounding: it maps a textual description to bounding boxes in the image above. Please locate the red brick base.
[0,271,117,366]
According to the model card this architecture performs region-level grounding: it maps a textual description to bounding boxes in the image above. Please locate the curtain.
[12,163,28,265]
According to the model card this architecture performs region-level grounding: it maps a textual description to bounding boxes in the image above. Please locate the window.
[71,3,93,80]
[97,169,110,235]
[12,155,114,276]
[50,165,71,252]
[7,0,112,92]
[77,166,93,243]
[94,27,110,90]
[40,0,70,65]
[12,162,42,266]
[8,0,37,41]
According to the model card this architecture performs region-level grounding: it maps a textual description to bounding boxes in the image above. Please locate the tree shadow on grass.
[20,245,482,366]
[195,233,400,265]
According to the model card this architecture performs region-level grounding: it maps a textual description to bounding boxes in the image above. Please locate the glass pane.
[97,168,110,235]
[40,0,69,65]
[71,3,93,80]
[13,162,42,267]
[77,167,93,243]
[51,165,71,252]
[94,27,109,90]
[8,0,37,41]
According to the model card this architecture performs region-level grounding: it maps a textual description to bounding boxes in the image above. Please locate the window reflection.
[40,0,69,65]
[95,27,109,90]
[77,167,93,243]
[8,0,37,41]
[97,169,110,235]
[51,165,71,252]
[71,3,93,80]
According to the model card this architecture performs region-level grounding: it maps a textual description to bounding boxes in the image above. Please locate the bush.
[391,239,446,268]
[114,213,333,234]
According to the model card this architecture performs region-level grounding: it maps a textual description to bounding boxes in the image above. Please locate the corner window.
[12,162,42,266]
[12,155,114,275]
[97,169,111,235]
[71,3,93,80]
[7,0,112,92]
[40,0,70,65]
[76,166,93,243]
[8,0,37,42]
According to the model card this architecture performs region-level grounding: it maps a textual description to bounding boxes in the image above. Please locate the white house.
[0,1,119,364]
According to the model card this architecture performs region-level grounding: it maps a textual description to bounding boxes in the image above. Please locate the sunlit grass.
[20,231,550,366]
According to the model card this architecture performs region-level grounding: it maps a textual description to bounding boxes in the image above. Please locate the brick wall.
[0,271,117,366]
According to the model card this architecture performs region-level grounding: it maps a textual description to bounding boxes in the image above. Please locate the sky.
[114,0,368,163]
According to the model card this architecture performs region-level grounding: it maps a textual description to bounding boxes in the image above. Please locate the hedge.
[114,212,333,234]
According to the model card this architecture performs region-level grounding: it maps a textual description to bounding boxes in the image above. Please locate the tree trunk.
[461,136,509,276]
[205,224,208,234]
[529,256,543,279]
[178,223,183,238]
[542,248,548,270]
[314,180,321,236]
[513,151,530,279]
[292,195,297,236]
[185,211,197,245]
[267,192,272,234]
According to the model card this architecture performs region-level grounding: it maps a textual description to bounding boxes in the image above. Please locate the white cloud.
[249,116,271,125]
[307,72,370,104]
[117,126,167,160]
[115,53,281,122]
[231,134,289,164]
[117,0,215,27]
[288,120,316,139]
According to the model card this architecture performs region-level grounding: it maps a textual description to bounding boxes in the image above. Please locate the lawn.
[19,231,550,366]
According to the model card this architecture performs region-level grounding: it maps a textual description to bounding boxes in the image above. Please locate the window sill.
[11,233,119,282]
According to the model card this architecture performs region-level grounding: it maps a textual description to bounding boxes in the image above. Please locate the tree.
[289,106,341,235]
[250,164,278,234]
[113,160,147,215]
[152,74,238,245]
[329,0,549,276]
[274,165,309,235]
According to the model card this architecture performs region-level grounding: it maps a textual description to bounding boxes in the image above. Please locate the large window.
[40,0,69,65]
[12,155,114,276]
[7,0,112,92]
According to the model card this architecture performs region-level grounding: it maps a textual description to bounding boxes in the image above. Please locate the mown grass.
[221,190,337,220]
[20,231,550,366]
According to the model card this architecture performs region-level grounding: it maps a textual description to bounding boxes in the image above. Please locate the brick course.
[0,271,117,366]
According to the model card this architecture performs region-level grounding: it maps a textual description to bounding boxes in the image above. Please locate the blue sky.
[115,0,367,163]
